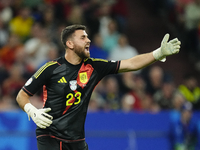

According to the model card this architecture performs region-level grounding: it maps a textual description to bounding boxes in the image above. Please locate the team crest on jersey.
[69,80,77,91]
[79,72,88,84]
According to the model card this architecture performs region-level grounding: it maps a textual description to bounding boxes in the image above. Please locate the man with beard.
[16,25,181,150]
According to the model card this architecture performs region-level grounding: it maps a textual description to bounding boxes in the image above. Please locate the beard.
[74,44,90,59]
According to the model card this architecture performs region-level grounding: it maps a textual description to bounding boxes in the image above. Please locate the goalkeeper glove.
[24,103,53,129]
[153,33,181,62]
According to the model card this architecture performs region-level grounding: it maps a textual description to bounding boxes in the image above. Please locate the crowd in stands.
[0,0,200,149]
[149,0,200,69]
[0,0,199,113]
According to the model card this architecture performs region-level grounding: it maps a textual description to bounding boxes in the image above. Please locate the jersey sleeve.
[90,58,120,78]
[22,61,58,96]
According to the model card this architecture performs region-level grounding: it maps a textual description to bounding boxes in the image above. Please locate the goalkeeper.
[16,24,181,150]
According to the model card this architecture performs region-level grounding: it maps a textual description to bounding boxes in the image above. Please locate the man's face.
[71,30,91,59]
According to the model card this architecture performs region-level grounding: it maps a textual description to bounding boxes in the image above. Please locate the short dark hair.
[61,24,86,48]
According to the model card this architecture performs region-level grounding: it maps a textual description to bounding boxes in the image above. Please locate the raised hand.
[153,33,181,62]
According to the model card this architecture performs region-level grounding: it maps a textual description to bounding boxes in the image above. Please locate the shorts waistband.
[37,134,85,143]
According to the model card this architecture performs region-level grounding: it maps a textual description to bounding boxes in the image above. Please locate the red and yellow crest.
[77,63,94,89]
[79,72,88,84]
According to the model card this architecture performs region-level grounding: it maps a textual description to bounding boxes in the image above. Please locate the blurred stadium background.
[1,0,200,150]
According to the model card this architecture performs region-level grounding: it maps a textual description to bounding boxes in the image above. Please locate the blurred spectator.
[38,45,59,68]
[172,92,186,111]
[41,6,56,38]
[121,93,136,112]
[0,95,19,111]
[22,0,43,8]
[0,18,9,48]
[51,22,67,56]
[0,0,13,24]
[102,19,120,53]
[184,0,200,59]
[88,91,106,113]
[173,0,193,29]
[121,91,142,112]
[142,65,164,96]
[101,76,121,111]
[83,0,100,40]
[110,0,128,33]
[153,80,176,109]
[109,34,139,60]
[175,0,193,15]
[170,92,186,132]
[10,0,24,17]
[9,6,34,41]
[49,0,75,21]
[88,78,106,111]
[148,0,167,15]
[24,23,56,71]
[140,94,160,113]
[0,61,8,85]
[0,34,23,70]
[0,0,195,115]
[166,0,192,47]
[98,2,113,38]
[89,33,108,59]
[178,74,200,110]
[67,5,86,25]
[14,47,34,79]
[118,72,136,95]
[92,76,106,96]
[134,74,148,100]
[2,64,26,101]
[132,74,161,112]
[119,72,151,112]
[170,102,199,150]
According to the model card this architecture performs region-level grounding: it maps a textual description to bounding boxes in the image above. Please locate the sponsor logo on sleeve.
[25,78,33,86]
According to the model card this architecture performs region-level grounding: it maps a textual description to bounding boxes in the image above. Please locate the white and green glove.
[153,33,181,62]
[24,103,53,129]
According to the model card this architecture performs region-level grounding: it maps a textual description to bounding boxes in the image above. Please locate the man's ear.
[66,41,74,49]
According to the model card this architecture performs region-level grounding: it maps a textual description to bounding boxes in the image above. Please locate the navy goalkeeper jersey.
[22,56,120,142]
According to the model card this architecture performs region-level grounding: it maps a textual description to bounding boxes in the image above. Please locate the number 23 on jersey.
[66,92,82,106]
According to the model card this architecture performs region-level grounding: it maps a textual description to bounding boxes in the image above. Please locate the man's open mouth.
[85,46,89,51]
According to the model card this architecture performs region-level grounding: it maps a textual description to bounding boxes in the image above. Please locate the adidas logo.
[58,77,67,83]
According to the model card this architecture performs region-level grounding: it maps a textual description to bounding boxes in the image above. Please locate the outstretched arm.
[118,34,181,73]
[119,52,156,73]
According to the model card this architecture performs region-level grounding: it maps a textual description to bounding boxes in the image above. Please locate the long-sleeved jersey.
[22,56,120,142]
